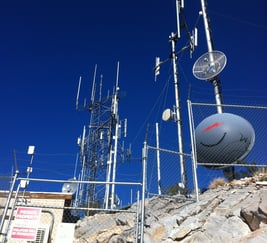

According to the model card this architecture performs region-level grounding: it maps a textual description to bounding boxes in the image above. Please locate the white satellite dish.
[62,178,78,194]
[192,50,227,80]
[162,108,173,121]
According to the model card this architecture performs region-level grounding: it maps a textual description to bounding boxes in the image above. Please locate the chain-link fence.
[144,101,267,200]
[2,101,266,242]
[0,177,144,243]
[145,146,197,199]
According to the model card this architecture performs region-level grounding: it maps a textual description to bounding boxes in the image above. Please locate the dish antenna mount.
[193,0,255,169]
[193,50,227,81]
[192,0,226,114]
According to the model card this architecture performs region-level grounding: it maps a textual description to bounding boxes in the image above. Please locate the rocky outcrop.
[240,188,267,231]
[74,176,267,242]
[74,211,136,242]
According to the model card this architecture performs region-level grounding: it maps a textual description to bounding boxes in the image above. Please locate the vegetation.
[258,175,267,181]
[208,177,227,189]
[253,168,267,181]
[223,161,258,181]
[162,164,266,196]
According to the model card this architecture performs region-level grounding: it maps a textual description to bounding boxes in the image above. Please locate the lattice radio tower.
[75,62,129,210]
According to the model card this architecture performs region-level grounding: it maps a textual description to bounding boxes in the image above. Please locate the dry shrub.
[209,177,227,189]
[253,168,267,181]
[257,173,267,182]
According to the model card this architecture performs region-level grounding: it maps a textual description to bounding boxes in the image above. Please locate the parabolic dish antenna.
[195,113,255,169]
[62,178,78,194]
[192,51,227,80]
[162,108,173,121]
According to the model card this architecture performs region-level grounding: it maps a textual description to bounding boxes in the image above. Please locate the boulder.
[74,178,267,242]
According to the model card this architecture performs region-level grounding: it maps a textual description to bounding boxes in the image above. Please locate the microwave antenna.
[193,0,255,169]
[192,0,226,113]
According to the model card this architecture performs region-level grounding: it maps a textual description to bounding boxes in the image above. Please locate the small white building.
[0,191,76,243]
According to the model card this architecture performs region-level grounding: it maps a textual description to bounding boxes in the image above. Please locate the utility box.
[55,223,75,243]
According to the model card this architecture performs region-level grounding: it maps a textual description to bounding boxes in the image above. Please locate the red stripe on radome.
[203,122,224,132]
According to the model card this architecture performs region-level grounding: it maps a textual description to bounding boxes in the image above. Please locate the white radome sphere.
[195,113,255,169]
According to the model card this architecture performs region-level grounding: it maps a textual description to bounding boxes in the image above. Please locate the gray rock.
[240,188,267,231]
[74,178,267,242]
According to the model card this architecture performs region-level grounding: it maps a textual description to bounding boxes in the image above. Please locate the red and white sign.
[15,207,41,223]
[10,226,37,240]
[10,207,41,241]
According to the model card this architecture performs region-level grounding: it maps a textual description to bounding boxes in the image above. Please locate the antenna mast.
[170,0,187,189]
[76,76,82,110]
[155,0,197,190]
[110,62,120,208]
[170,30,187,189]
[91,64,97,104]
[200,0,223,113]
[155,122,161,195]
[104,62,121,209]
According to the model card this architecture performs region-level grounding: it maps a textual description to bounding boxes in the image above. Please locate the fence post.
[0,170,19,236]
[187,99,199,202]
[140,141,147,243]
[134,191,140,243]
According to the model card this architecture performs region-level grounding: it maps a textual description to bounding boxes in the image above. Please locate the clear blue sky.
[0,1,266,196]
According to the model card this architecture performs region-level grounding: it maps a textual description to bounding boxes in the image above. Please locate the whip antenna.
[76,76,82,110]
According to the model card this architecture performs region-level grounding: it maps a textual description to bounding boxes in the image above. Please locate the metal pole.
[104,152,112,209]
[155,123,161,195]
[200,0,223,113]
[200,0,213,53]
[170,32,187,189]
[16,177,142,186]
[111,62,120,208]
[140,141,147,243]
[0,170,19,235]
[134,190,140,243]
[187,100,199,202]
[3,183,21,243]
[111,122,119,208]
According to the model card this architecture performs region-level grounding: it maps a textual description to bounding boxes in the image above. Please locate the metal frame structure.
[75,62,129,211]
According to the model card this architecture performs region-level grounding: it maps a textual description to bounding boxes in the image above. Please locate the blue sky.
[0,1,266,198]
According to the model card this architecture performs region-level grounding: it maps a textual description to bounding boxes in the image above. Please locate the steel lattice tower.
[75,63,126,211]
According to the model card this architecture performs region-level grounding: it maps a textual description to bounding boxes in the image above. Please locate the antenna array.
[74,62,130,212]
[154,0,198,190]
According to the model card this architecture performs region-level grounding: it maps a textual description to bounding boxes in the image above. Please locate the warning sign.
[15,207,41,224]
[10,226,37,240]
[10,207,41,241]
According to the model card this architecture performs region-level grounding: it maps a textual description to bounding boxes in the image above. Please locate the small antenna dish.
[62,178,78,194]
[162,108,173,121]
[192,51,227,80]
